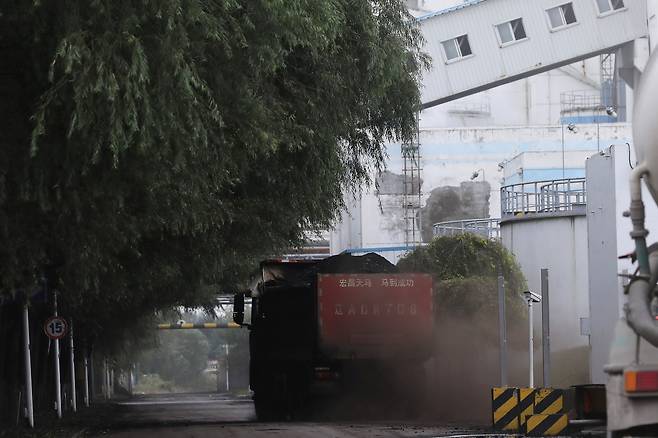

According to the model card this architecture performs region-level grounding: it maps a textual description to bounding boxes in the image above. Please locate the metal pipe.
[629,164,650,275]
[624,163,658,347]
[541,269,551,387]
[69,322,77,412]
[561,124,565,178]
[626,250,658,348]
[22,303,34,428]
[528,299,534,388]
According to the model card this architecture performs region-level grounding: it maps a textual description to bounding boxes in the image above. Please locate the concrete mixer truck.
[605,47,658,436]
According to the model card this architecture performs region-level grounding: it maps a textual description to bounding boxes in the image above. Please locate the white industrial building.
[330,0,657,388]
[332,0,647,254]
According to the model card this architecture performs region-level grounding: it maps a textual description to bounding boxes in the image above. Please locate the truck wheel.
[253,373,289,421]
[254,394,278,421]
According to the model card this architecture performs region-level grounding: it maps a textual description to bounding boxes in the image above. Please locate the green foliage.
[139,330,210,387]
[398,234,527,318]
[134,373,177,395]
[0,0,427,354]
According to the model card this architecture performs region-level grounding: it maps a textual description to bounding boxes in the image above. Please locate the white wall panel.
[501,215,590,387]
[419,0,648,107]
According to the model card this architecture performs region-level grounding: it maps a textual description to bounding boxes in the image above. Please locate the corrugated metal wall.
[420,0,648,106]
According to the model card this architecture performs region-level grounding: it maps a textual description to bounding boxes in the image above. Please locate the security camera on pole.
[523,290,542,388]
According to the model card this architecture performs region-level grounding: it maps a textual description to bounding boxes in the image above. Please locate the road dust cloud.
[423,314,528,423]
[305,312,528,423]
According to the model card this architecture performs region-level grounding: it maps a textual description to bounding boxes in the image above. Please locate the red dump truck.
[233,253,434,420]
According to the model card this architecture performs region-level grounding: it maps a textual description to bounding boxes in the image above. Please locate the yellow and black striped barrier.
[157,322,241,329]
[534,388,564,415]
[491,387,519,431]
[518,388,535,427]
[491,386,567,432]
[524,413,568,436]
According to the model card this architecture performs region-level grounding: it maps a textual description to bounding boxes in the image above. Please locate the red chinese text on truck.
[318,273,433,359]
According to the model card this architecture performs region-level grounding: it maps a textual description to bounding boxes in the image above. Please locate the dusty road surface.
[89,393,491,438]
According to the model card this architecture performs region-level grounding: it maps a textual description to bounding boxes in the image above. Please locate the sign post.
[43,316,68,340]
[44,290,66,419]
[22,301,34,428]
[69,321,77,412]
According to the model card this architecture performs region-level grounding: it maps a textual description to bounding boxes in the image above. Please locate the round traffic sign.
[44,316,68,340]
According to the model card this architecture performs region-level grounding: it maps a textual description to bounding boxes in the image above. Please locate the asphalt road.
[89,393,492,438]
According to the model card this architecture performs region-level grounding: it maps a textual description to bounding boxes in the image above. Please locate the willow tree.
[0,0,427,368]
[398,234,527,320]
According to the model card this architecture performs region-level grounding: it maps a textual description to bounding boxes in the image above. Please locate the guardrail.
[501,178,586,217]
[432,218,500,240]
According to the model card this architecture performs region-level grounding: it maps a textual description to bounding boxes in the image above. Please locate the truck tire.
[253,371,290,421]
[253,392,280,421]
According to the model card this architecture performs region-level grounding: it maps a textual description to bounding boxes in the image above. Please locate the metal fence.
[560,90,602,113]
[432,218,500,240]
[500,178,586,217]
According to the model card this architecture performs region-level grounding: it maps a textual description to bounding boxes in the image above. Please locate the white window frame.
[494,17,528,47]
[545,2,579,32]
[593,0,627,17]
[440,34,474,64]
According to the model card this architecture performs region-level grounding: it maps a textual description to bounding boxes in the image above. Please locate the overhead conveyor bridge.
[418,0,648,109]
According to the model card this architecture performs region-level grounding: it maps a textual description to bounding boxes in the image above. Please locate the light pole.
[596,106,617,152]
[470,168,487,218]
[523,290,542,388]
[561,123,578,178]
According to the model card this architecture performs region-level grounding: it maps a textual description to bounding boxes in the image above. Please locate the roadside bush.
[398,233,527,322]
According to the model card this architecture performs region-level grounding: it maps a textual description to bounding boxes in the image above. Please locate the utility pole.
[225,344,230,392]
[22,299,34,428]
[103,358,109,400]
[53,289,63,419]
[83,352,90,407]
[128,364,134,396]
[110,368,114,398]
[69,321,77,412]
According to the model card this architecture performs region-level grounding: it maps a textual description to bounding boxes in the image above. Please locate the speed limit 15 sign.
[44,316,68,340]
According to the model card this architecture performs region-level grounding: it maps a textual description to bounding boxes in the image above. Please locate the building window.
[496,18,527,45]
[546,3,577,30]
[595,0,625,14]
[441,35,472,62]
